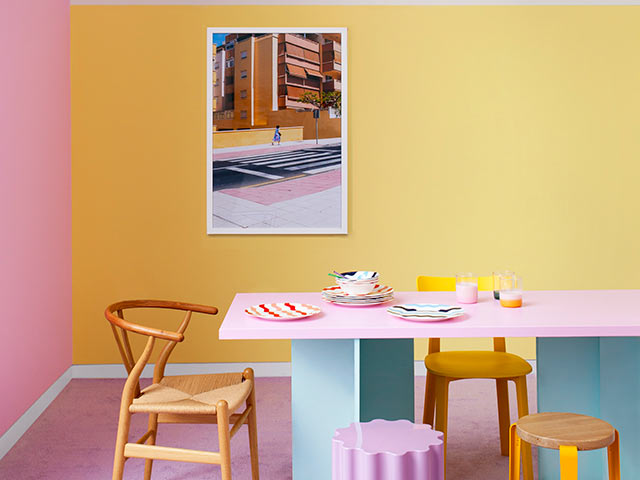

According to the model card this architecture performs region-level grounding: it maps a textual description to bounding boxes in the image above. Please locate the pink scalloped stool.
[332,419,445,480]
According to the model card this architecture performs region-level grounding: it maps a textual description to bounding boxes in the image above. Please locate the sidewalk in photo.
[223,169,340,206]
[213,170,341,229]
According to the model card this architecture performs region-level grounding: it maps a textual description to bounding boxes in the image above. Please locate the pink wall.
[0,0,71,436]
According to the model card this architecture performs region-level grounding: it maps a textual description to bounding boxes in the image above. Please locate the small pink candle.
[456,282,478,304]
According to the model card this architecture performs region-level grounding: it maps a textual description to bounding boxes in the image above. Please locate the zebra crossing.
[213,143,342,191]
[227,144,341,174]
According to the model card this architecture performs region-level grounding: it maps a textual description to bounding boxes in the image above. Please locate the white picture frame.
[206,28,347,234]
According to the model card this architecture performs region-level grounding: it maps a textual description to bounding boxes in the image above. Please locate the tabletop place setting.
[244,269,525,322]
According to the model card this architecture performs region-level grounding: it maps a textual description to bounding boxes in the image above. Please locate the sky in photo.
[212,33,228,45]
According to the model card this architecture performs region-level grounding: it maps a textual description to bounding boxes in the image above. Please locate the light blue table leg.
[291,338,414,480]
[537,337,639,479]
[600,337,640,479]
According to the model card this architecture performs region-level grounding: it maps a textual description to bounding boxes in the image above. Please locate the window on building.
[214,63,219,70]
[240,110,248,119]
[240,70,247,79]
[240,90,247,99]
[226,59,234,68]
[241,50,247,59]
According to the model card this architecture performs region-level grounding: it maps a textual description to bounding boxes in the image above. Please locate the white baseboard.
[71,361,292,379]
[0,367,72,461]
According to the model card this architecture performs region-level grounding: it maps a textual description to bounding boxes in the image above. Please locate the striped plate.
[245,302,321,320]
[387,304,465,322]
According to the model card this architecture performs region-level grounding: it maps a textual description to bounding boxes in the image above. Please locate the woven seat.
[425,351,532,379]
[131,373,253,415]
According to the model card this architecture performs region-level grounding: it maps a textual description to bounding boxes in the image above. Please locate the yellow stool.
[417,275,534,480]
[509,412,620,480]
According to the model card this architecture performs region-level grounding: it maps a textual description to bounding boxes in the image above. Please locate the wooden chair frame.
[105,300,259,480]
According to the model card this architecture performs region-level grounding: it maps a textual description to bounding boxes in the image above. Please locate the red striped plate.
[245,302,321,320]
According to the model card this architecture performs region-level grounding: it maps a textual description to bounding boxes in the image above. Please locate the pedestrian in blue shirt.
[272,125,281,146]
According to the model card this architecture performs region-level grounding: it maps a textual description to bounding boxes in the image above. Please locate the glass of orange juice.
[500,275,522,308]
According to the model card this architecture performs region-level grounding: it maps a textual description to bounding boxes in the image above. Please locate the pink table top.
[219,290,640,340]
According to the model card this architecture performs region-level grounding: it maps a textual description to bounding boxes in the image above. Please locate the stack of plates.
[387,304,465,322]
[322,284,394,306]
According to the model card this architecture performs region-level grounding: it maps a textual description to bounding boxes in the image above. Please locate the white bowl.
[339,271,378,282]
[337,278,378,295]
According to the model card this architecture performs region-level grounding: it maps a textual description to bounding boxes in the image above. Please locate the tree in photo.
[299,91,341,144]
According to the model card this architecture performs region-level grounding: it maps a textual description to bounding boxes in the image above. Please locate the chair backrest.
[416,276,504,353]
[417,275,493,292]
[105,300,218,398]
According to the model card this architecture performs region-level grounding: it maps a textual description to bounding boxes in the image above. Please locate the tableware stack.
[387,304,465,321]
[323,271,393,305]
[322,284,394,305]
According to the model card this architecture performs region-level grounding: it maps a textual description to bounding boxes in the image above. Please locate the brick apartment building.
[212,32,342,140]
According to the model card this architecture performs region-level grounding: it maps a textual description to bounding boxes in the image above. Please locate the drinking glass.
[500,276,523,308]
[493,270,515,300]
[456,273,478,304]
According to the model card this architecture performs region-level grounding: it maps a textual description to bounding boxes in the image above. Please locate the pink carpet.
[0,375,537,479]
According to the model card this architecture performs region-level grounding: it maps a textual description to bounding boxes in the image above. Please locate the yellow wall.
[72,6,640,365]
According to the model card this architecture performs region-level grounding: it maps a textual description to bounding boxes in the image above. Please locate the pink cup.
[456,274,478,304]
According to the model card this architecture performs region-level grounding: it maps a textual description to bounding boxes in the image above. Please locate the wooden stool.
[509,412,620,480]
[332,419,444,480]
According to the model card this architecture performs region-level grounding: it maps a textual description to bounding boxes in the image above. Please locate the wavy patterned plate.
[245,302,321,320]
[387,304,465,322]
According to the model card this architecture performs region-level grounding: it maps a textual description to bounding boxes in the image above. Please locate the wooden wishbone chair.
[105,300,259,480]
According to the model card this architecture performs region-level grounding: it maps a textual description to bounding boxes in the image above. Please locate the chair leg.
[559,445,578,480]
[607,429,620,480]
[509,424,521,480]
[423,371,436,426]
[244,368,260,480]
[112,408,132,480]
[496,379,510,456]
[217,400,232,480]
[434,376,450,478]
[514,376,533,480]
[143,413,158,480]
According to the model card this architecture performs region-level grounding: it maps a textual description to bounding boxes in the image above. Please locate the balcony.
[323,78,341,92]
[278,95,315,111]
[322,40,341,55]
[280,33,319,53]
[322,61,341,78]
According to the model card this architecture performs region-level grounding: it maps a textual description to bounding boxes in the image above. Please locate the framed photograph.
[206,28,347,234]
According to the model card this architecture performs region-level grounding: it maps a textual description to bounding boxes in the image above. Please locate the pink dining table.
[219,290,640,480]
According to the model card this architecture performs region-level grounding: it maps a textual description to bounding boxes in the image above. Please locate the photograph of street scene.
[207,29,347,234]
